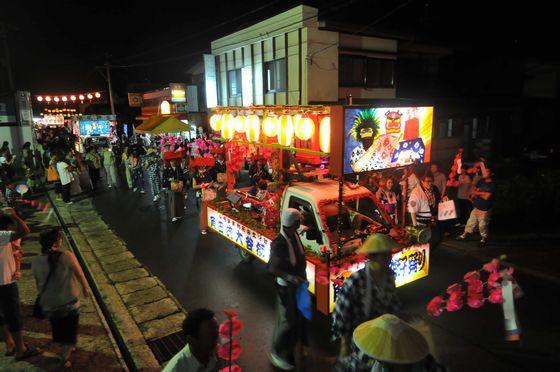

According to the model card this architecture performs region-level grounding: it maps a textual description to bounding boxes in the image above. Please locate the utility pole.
[0,22,15,91]
[105,55,116,116]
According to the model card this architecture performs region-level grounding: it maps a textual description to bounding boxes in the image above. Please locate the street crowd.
[1,127,496,372]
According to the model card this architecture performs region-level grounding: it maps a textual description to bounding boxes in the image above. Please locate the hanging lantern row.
[209,112,331,153]
[35,92,102,104]
[43,108,77,114]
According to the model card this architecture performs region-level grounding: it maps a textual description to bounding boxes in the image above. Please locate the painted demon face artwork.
[385,110,402,134]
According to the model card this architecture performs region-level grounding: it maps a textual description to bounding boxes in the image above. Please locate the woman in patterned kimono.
[163,160,185,222]
[144,149,162,202]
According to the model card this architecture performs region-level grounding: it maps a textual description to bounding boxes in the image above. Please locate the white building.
[204,5,397,108]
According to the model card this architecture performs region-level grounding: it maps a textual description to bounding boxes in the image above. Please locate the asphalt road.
[89,178,560,372]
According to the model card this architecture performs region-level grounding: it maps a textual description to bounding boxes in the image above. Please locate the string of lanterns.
[209,106,331,153]
[35,92,102,104]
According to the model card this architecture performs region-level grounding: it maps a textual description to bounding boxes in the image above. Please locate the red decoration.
[219,366,242,372]
[483,258,500,273]
[218,309,243,371]
[467,292,485,308]
[219,319,244,340]
[446,291,464,312]
[488,288,504,304]
[427,296,444,317]
[217,340,243,361]
[463,271,480,282]
[426,255,518,317]
[467,279,483,294]
[487,272,502,288]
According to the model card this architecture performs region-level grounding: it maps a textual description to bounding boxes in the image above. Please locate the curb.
[49,192,187,371]
[440,241,560,286]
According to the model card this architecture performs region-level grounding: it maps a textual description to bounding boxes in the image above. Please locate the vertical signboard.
[204,54,218,108]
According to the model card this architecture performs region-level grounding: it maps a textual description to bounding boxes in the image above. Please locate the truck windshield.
[347,197,391,227]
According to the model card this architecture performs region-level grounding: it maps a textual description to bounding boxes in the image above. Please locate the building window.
[339,54,395,88]
[228,69,242,97]
[339,55,366,86]
[265,59,286,92]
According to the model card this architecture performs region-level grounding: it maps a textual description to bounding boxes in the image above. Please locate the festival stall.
[205,104,434,314]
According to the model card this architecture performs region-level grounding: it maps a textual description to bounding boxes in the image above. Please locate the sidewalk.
[0,199,125,371]
[49,192,187,371]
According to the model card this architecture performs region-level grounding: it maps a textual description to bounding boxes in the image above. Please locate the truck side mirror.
[306,229,323,244]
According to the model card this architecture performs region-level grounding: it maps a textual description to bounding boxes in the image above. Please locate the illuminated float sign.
[78,120,112,136]
[207,207,272,261]
[390,244,430,287]
[342,107,434,174]
[170,83,186,103]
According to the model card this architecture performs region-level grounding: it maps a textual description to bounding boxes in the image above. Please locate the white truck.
[207,178,430,314]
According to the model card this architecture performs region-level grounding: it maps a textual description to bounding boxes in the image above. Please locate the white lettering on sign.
[390,244,430,287]
[207,207,272,262]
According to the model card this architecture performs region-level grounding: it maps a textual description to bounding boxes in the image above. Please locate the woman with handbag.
[192,166,214,235]
[31,228,89,369]
[163,160,185,222]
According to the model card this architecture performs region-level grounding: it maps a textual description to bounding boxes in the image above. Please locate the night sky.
[2,0,556,95]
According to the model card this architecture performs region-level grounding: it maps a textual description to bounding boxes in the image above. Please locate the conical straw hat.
[353,314,429,364]
[356,233,401,255]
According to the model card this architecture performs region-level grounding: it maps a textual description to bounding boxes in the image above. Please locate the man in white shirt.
[408,175,442,250]
[56,154,74,204]
[163,308,219,372]
[0,209,39,361]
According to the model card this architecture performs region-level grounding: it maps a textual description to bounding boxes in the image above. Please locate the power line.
[105,0,354,69]
[308,0,417,59]
[114,0,283,63]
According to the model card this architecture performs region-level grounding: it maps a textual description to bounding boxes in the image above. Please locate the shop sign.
[175,103,189,113]
[170,83,186,103]
[207,207,272,262]
[390,244,430,287]
[128,93,143,107]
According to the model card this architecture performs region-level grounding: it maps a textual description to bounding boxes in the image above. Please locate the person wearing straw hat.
[268,208,307,371]
[332,234,402,371]
[349,314,447,372]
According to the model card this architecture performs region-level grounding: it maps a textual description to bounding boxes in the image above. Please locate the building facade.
[205,5,397,108]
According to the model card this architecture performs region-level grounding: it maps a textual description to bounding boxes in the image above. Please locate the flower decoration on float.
[209,113,222,132]
[245,113,260,142]
[277,114,294,146]
[262,113,279,137]
[234,114,246,133]
[221,112,235,140]
[319,116,331,153]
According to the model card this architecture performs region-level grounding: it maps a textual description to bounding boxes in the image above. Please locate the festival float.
[205,104,434,314]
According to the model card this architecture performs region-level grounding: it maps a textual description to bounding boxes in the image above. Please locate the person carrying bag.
[32,228,89,369]
[32,255,58,319]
